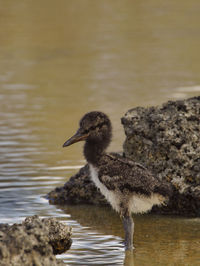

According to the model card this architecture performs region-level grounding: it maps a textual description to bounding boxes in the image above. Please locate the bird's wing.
[98,154,159,196]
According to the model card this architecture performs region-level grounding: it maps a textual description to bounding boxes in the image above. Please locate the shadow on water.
[57,204,200,265]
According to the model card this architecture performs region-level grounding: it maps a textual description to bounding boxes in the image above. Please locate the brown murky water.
[0,1,200,265]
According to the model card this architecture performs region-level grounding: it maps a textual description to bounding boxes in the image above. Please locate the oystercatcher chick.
[63,111,171,250]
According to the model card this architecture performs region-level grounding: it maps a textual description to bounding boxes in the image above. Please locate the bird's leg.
[122,214,134,250]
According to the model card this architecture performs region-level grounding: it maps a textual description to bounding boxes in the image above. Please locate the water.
[0,1,200,265]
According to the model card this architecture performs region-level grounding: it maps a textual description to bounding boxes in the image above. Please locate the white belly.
[89,164,120,212]
[129,193,164,214]
[89,164,165,214]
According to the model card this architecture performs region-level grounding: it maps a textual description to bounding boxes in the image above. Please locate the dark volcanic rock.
[48,96,200,217]
[0,215,72,266]
[48,164,107,206]
[122,96,200,216]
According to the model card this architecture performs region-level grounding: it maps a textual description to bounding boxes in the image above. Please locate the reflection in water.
[0,0,200,265]
[56,206,124,265]
[124,251,134,266]
[57,205,200,265]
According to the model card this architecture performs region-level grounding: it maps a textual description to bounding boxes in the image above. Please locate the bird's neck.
[84,140,106,166]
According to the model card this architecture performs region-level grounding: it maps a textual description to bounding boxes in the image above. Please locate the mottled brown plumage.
[97,153,169,196]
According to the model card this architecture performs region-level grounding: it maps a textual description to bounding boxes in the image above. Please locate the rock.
[0,215,72,266]
[48,164,107,206]
[122,96,200,216]
[48,96,200,217]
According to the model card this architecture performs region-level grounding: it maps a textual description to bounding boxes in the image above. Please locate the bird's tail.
[154,181,174,202]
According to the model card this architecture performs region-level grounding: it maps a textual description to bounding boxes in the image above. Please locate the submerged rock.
[0,215,72,266]
[48,96,200,217]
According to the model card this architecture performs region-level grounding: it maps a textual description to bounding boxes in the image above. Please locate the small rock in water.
[0,215,72,266]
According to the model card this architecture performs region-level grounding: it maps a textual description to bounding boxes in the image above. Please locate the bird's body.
[89,154,166,215]
[63,111,171,250]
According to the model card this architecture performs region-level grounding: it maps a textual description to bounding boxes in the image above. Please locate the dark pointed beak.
[63,129,89,147]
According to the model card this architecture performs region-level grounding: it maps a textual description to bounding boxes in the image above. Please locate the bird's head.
[63,111,112,149]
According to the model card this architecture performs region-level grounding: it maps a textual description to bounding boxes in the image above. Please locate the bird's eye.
[90,122,105,131]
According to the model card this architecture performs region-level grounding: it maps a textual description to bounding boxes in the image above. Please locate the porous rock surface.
[48,96,200,217]
[0,215,72,266]
[122,96,200,216]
